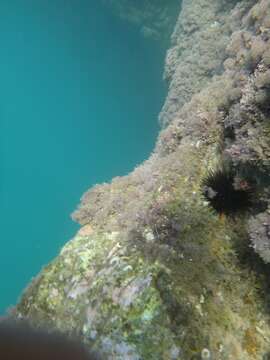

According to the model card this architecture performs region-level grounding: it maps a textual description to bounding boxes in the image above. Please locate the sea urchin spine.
[201,167,254,217]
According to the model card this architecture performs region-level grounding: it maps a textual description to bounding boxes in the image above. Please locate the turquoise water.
[0,1,165,314]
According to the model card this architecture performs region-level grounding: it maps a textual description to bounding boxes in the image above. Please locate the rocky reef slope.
[13,0,270,359]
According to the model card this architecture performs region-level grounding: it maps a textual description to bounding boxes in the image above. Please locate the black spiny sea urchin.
[201,167,254,217]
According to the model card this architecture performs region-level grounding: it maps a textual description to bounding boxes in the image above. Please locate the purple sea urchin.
[201,167,254,217]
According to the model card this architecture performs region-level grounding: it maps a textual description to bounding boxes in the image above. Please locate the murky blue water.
[0,1,165,313]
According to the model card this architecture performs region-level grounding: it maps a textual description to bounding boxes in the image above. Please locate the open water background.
[0,1,165,313]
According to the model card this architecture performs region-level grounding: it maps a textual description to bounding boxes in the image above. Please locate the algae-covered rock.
[159,0,254,126]
[13,0,270,359]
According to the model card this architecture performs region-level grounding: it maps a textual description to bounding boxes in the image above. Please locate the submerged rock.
[13,0,270,359]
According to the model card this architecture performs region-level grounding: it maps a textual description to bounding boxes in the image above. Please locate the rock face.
[159,0,242,126]
[14,0,270,359]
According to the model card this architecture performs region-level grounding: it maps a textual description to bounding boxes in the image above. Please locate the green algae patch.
[15,231,182,358]
[16,232,120,329]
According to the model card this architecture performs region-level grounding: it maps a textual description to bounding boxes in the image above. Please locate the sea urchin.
[201,167,254,217]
